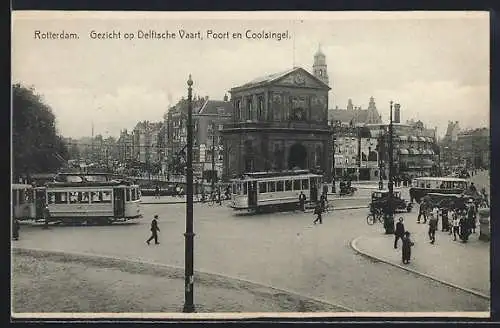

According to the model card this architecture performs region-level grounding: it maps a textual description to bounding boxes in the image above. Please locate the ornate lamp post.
[377,132,384,190]
[183,74,195,313]
[384,101,395,234]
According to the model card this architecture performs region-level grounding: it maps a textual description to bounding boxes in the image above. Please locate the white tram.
[230,170,324,212]
[43,180,142,225]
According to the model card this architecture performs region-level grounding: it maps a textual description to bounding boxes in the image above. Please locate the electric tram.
[230,170,324,212]
[44,179,142,225]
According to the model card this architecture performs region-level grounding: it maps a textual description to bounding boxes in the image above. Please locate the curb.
[12,247,355,313]
[349,237,490,300]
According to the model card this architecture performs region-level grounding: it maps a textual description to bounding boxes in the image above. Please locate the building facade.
[132,121,164,166]
[456,127,489,169]
[366,120,438,178]
[165,96,233,179]
[221,65,332,181]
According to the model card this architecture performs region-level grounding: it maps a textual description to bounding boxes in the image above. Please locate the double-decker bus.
[230,170,324,213]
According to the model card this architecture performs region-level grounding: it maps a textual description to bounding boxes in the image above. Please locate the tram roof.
[12,183,33,189]
[413,177,468,182]
[45,180,138,188]
[231,170,323,181]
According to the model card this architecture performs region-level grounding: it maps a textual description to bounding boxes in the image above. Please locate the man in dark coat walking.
[313,203,323,224]
[394,217,405,249]
[13,218,20,240]
[428,211,438,244]
[401,231,414,264]
[299,191,306,211]
[42,204,50,229]
[146,215,161,245]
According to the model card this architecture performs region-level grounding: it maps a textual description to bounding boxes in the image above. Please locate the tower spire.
[313,44,329,86]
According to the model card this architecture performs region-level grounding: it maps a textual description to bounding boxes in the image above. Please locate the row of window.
[233,179,313,195]
[47,188,140,205]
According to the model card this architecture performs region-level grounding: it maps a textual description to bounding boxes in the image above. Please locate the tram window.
[276,181,284,192]
[91,191,101,203]
[445,181,452,189]
[243,182,248,195]
[12,190,18,206]
[268,181,276,192]
[126,189,131,201]
[301,179,309,190]
[131,189,136,201]
[47,192,55,204]
[285,180,292,191]
[232,184,236,194]
[55,192,68,204]
[69,192,79,203]
[102,191,112,203]
[293,179,301,190]
[81,192,90,203]
[259,182,267,193]
[18,190,26,204]
[426,182,431,188]
[24,189,33,202]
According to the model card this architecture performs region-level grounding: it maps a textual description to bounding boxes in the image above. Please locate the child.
[402,231,414,264]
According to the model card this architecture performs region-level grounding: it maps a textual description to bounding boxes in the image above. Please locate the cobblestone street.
[13,198,489,312]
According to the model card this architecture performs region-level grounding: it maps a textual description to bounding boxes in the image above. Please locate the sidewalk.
[12,248,348,315]
[351,215,490,298]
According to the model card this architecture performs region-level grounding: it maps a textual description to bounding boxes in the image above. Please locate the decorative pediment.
[273,68,330,89]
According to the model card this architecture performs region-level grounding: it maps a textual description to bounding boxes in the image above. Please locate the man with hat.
[146,214,161,245]
[394,217,405,249]
[466,198,477,234]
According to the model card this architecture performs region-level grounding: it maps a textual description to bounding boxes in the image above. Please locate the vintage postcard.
[11,11,490,319]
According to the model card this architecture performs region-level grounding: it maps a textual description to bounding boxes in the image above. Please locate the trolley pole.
[331,123,336,193]
[183,74,196,313]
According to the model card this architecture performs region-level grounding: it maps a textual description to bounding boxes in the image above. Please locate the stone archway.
[288,143,308,169]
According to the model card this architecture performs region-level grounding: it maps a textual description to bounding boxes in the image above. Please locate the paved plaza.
[12,192,489,313]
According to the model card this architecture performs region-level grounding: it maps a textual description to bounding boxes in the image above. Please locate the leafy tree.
[12,84,68,179]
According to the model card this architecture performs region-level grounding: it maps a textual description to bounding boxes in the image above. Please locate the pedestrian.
[459,212,469,243]
[441,207,449,232]
[12,218,20,240]
[320,192,327,212]
[452,211,460,241]
[467,199,477,234]
[155,185,160,199]
[42,204,50,229]
[417,200,427,224]
[394,217,405,249]
[401,231,414,264]
[313,203,323,224]
[299,191,306,212]
[146,215,161,245]
[428,210,438,244]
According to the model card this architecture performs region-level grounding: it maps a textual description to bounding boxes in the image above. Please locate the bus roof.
[230,173,323,182]
[413,177,468,182]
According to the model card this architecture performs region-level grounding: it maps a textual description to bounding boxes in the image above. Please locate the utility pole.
[331,121,336,193]
[183,74,195,313]
[385,101,395,234]
[211,121,216,193]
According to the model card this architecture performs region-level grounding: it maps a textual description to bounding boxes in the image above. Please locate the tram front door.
[113,188,125,218]
[310,178,318,203]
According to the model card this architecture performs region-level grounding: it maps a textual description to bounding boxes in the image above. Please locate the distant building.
[457,127,489,169]
[165,96,233,179]
[117,129,134,162]
[132,121,163,165]
[328,96,383,127]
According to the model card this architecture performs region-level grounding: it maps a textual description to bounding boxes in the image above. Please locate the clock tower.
[313,44,329,87]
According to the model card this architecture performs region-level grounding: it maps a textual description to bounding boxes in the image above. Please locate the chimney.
[394,103,401,123]
[223,94,228,102]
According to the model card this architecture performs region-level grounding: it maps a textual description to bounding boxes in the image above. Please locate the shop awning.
[418,136,426,142]
[399,148,409,155]
[408,136,418,141]
[408,148,420,155]
[398,135,408,141]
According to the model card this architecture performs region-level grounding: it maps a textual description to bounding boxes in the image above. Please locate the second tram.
[230,170,324,212]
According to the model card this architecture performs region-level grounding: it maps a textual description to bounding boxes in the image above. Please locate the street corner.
[350,234,490,300]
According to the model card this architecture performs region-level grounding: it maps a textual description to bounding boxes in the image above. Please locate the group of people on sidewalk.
[393,218,414,264]
[417,197,479,244]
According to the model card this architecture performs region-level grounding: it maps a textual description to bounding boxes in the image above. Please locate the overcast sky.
[12,11,489,139]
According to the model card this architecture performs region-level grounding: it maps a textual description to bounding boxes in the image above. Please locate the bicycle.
[366,208,384,225]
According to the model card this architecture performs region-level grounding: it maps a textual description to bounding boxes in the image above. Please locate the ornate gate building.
[221,65,332,181]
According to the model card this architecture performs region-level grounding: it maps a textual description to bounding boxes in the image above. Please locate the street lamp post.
[378,133,384,190]
[331,122,336,193]
[384,101,395,234]
[211,121,216,194]
[183,74,196,313]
